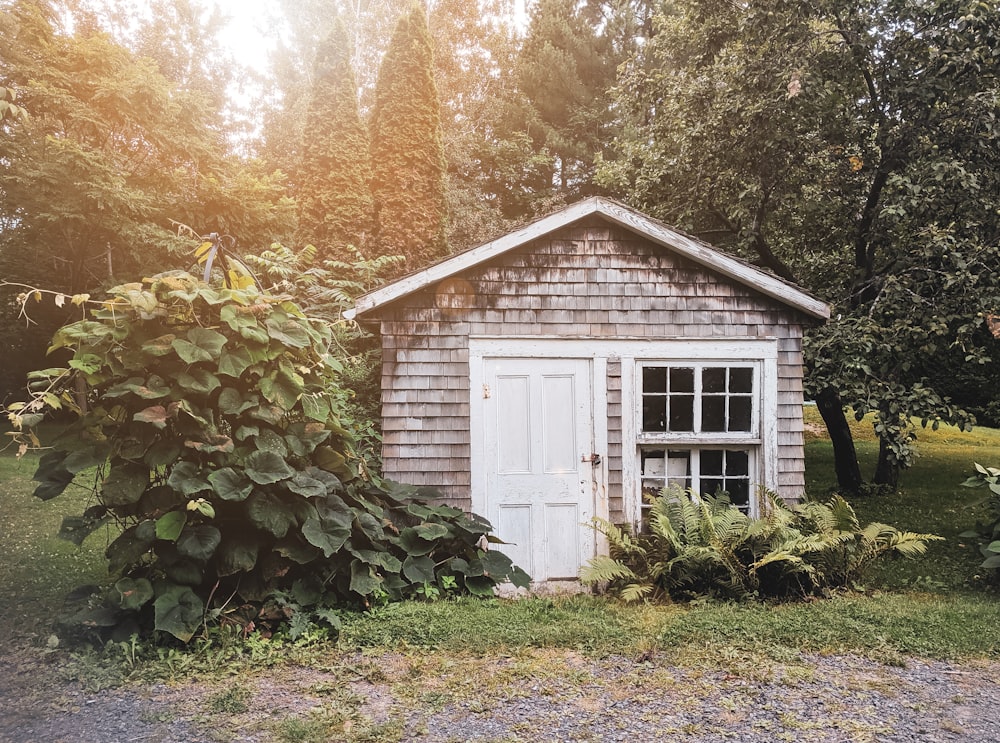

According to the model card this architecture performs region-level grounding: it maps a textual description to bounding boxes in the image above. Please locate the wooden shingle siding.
[375,218,814,509]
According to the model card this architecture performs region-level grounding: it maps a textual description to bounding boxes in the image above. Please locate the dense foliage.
[0,0,294,401]
[295,18,374,262]
[7,273,528,642]
[597,0,1000,489]
[960,463,1000,579]
[581,488,941,601]
[369,2,448,274]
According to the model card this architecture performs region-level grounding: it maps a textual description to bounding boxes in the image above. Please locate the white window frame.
[626,343,778,522]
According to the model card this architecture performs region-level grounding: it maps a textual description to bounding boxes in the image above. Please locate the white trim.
[592,356,609,558]
[354,197,830,321]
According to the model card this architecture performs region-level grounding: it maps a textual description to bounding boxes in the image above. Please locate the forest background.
[2,0,999,494]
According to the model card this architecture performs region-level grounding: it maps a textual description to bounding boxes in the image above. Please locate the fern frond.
[580,555,636,585]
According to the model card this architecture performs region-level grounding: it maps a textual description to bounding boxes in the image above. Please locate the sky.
[212,0,282,73]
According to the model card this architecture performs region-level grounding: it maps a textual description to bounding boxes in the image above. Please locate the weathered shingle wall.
[376,217,809,513]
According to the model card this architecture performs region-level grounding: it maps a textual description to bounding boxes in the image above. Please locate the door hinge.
[482,383,491,399]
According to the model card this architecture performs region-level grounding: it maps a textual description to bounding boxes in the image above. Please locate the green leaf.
[145,440,182,468]
[68,353,104,375]
[32,451,75,501]
[284,422,331,457]
[414,523,450,541]
[208,468,254,501]
[301,393,331,423]
[154,585,204,642]
[302,518,351,557]
[106,520,156,575]
[167,461,211,496]
[176,524,222,562]
[286,472,329,498]
[479,550,516,578]
[172,327,227,363]
[218,388,257,415]
[217,347,253,378]
[141,334,176,357]
[247,492,295,537]
[245,450,294,484]
[115,578,154,610]
[176,368,221,395]
[62,445,110,474]
[58,507,111,546]
[216,535,259,576]
[102,462,150,506]
[397,527,435,556]
[259,372,301,410]
[156,510,187,541]
[314,446,350,476]
[265,314,310,348]
[402,555,436,584]
[350,561,382,597]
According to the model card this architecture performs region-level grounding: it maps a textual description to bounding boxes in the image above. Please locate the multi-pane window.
[638,363,759,515]
[641,366,754,435]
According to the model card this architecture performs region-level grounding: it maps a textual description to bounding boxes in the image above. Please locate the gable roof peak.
[351,197,829,321]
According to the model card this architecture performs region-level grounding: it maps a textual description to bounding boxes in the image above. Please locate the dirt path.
[2,643,999,743]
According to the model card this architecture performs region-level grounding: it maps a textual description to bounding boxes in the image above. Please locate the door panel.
[484,358,593,582]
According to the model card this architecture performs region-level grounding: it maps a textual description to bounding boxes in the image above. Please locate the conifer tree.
[369,2,448,272]
[296,18,374,260]
[516,0,616,198]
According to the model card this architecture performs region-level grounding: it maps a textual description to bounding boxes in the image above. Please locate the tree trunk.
[873,436,900,489]
[815,388,863,494]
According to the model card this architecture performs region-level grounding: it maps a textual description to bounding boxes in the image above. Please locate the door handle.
[581,453,602,466]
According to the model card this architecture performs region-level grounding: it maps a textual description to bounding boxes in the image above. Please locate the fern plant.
[582,487,942,602]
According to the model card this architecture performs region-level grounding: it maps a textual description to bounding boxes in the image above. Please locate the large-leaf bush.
[959,463,1000,578]
[581,487,941,602]
[7,272,528,642]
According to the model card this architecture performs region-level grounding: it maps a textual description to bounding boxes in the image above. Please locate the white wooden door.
[483,357,595,582]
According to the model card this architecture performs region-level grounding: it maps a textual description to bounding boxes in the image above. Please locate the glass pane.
[700,449,723,475]
[703,367,725,393]
[670,367,694,393]
[701,397,725,432]
[730,367,753,393]
[641,450,665,477]
[701,478,724,497]
[728,479,750,509]
[668,394,694,431]
[666,450,691,482]
[728,397,752,432]
[643,366,667,393]
[725,450,749,476]
[642,395,666,432]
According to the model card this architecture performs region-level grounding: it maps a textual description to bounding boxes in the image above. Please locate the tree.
[514,0,617,200]
[598,0,1000,490]
[369,2,448,271]
[0,0,294,400]
[295,18,375,260]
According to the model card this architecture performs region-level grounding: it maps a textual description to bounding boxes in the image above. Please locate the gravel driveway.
[1,646,998,742]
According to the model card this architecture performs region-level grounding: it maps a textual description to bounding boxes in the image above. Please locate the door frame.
[469,338,610,578]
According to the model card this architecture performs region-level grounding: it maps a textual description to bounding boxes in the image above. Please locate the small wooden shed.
[351,197,830,582]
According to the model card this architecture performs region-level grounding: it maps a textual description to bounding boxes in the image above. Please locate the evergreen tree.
[515,0,616,199]
[296,18,374,260]
[369,2,448,272]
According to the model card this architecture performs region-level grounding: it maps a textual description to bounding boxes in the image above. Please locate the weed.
[207,684,252,714]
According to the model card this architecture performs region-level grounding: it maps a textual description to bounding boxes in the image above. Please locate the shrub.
[959,463,1000,576]
[6,273,528,642]
[581,487,941,602]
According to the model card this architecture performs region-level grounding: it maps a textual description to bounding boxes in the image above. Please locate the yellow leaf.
[194,241,214,264]
[849,155,864,172]
[33,291,42,302]
[71,293,90,305]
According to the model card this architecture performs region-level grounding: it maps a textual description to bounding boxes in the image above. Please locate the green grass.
[803,406,1000,592]
[0,450,110,648]
[1,412,998,685]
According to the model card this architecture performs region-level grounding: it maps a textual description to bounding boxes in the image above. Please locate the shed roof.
[351,197,830,321]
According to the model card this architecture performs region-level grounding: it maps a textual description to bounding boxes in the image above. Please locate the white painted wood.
[592,356,609,558]
[477,356,595,582]
[353,197,830,321]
